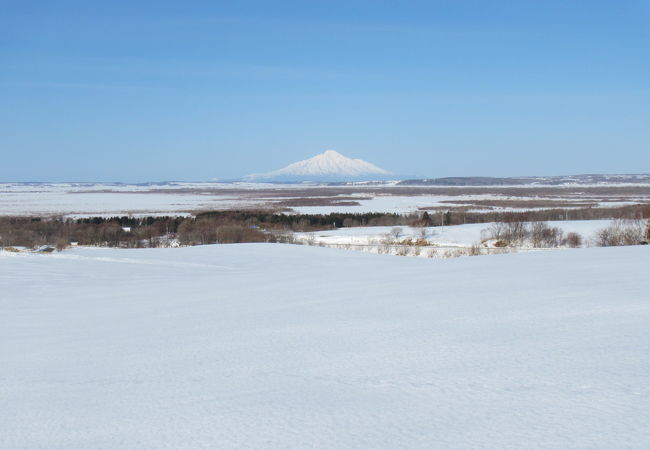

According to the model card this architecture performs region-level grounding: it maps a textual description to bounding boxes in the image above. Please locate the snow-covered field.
[2,182,649,216]
[0,183,258,217]
[0,187,509,216]
[2,244,649,448]
[296,220,613,250]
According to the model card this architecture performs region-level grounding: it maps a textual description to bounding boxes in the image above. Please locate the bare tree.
[390,227,403,240]
[594,219,646,247]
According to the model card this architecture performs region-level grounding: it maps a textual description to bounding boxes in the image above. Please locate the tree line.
[1,204,648,250]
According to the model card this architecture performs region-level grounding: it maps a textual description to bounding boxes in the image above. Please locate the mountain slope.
[246,150,389,181]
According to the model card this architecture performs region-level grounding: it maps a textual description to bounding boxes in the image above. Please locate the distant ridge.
[397,174,650,186]
[245,150,390,182]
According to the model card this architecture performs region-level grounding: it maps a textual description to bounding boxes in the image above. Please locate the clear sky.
[1,0,649,182]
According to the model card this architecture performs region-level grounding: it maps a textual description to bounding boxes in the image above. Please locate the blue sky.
[1,0,649,181]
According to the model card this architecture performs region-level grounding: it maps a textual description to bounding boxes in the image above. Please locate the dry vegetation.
[592,219,649,247]
[1,204,649,254]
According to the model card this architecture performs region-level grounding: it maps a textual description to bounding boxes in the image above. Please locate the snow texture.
[1,244,650,449]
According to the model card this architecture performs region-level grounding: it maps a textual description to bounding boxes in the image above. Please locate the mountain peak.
[246,150,389,181]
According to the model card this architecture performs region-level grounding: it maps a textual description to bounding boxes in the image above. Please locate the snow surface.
[2,182,649,217]
[0,191,248,217]
[297,220,614,249]
[0,187,482,216]
[291,197,645,215]
[2,244,650,448]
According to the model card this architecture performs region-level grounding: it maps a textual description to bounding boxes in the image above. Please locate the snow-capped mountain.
[246,150,390,181]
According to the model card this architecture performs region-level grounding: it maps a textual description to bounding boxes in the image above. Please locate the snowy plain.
[2,244,649,448]
[0,184,252,217]
[2,182,649,216]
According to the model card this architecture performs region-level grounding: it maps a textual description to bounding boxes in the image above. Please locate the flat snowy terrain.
[2,182,649,216]
[296,220,613,249]
[2,245,649,448]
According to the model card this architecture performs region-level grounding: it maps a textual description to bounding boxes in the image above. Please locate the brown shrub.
[216,225,269,243]
[564,232,583,248]
[55,237,70,252]
[594,220,646,247]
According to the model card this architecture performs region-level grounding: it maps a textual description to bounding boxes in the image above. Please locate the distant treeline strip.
[1,204,649,249]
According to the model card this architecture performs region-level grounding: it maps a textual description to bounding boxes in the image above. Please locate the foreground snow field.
[2,244,649,448]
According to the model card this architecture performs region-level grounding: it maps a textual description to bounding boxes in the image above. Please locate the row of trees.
[423,204,650,226]
[1,204,649,250]
[0,211,430,249]
[0,216,184,249]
